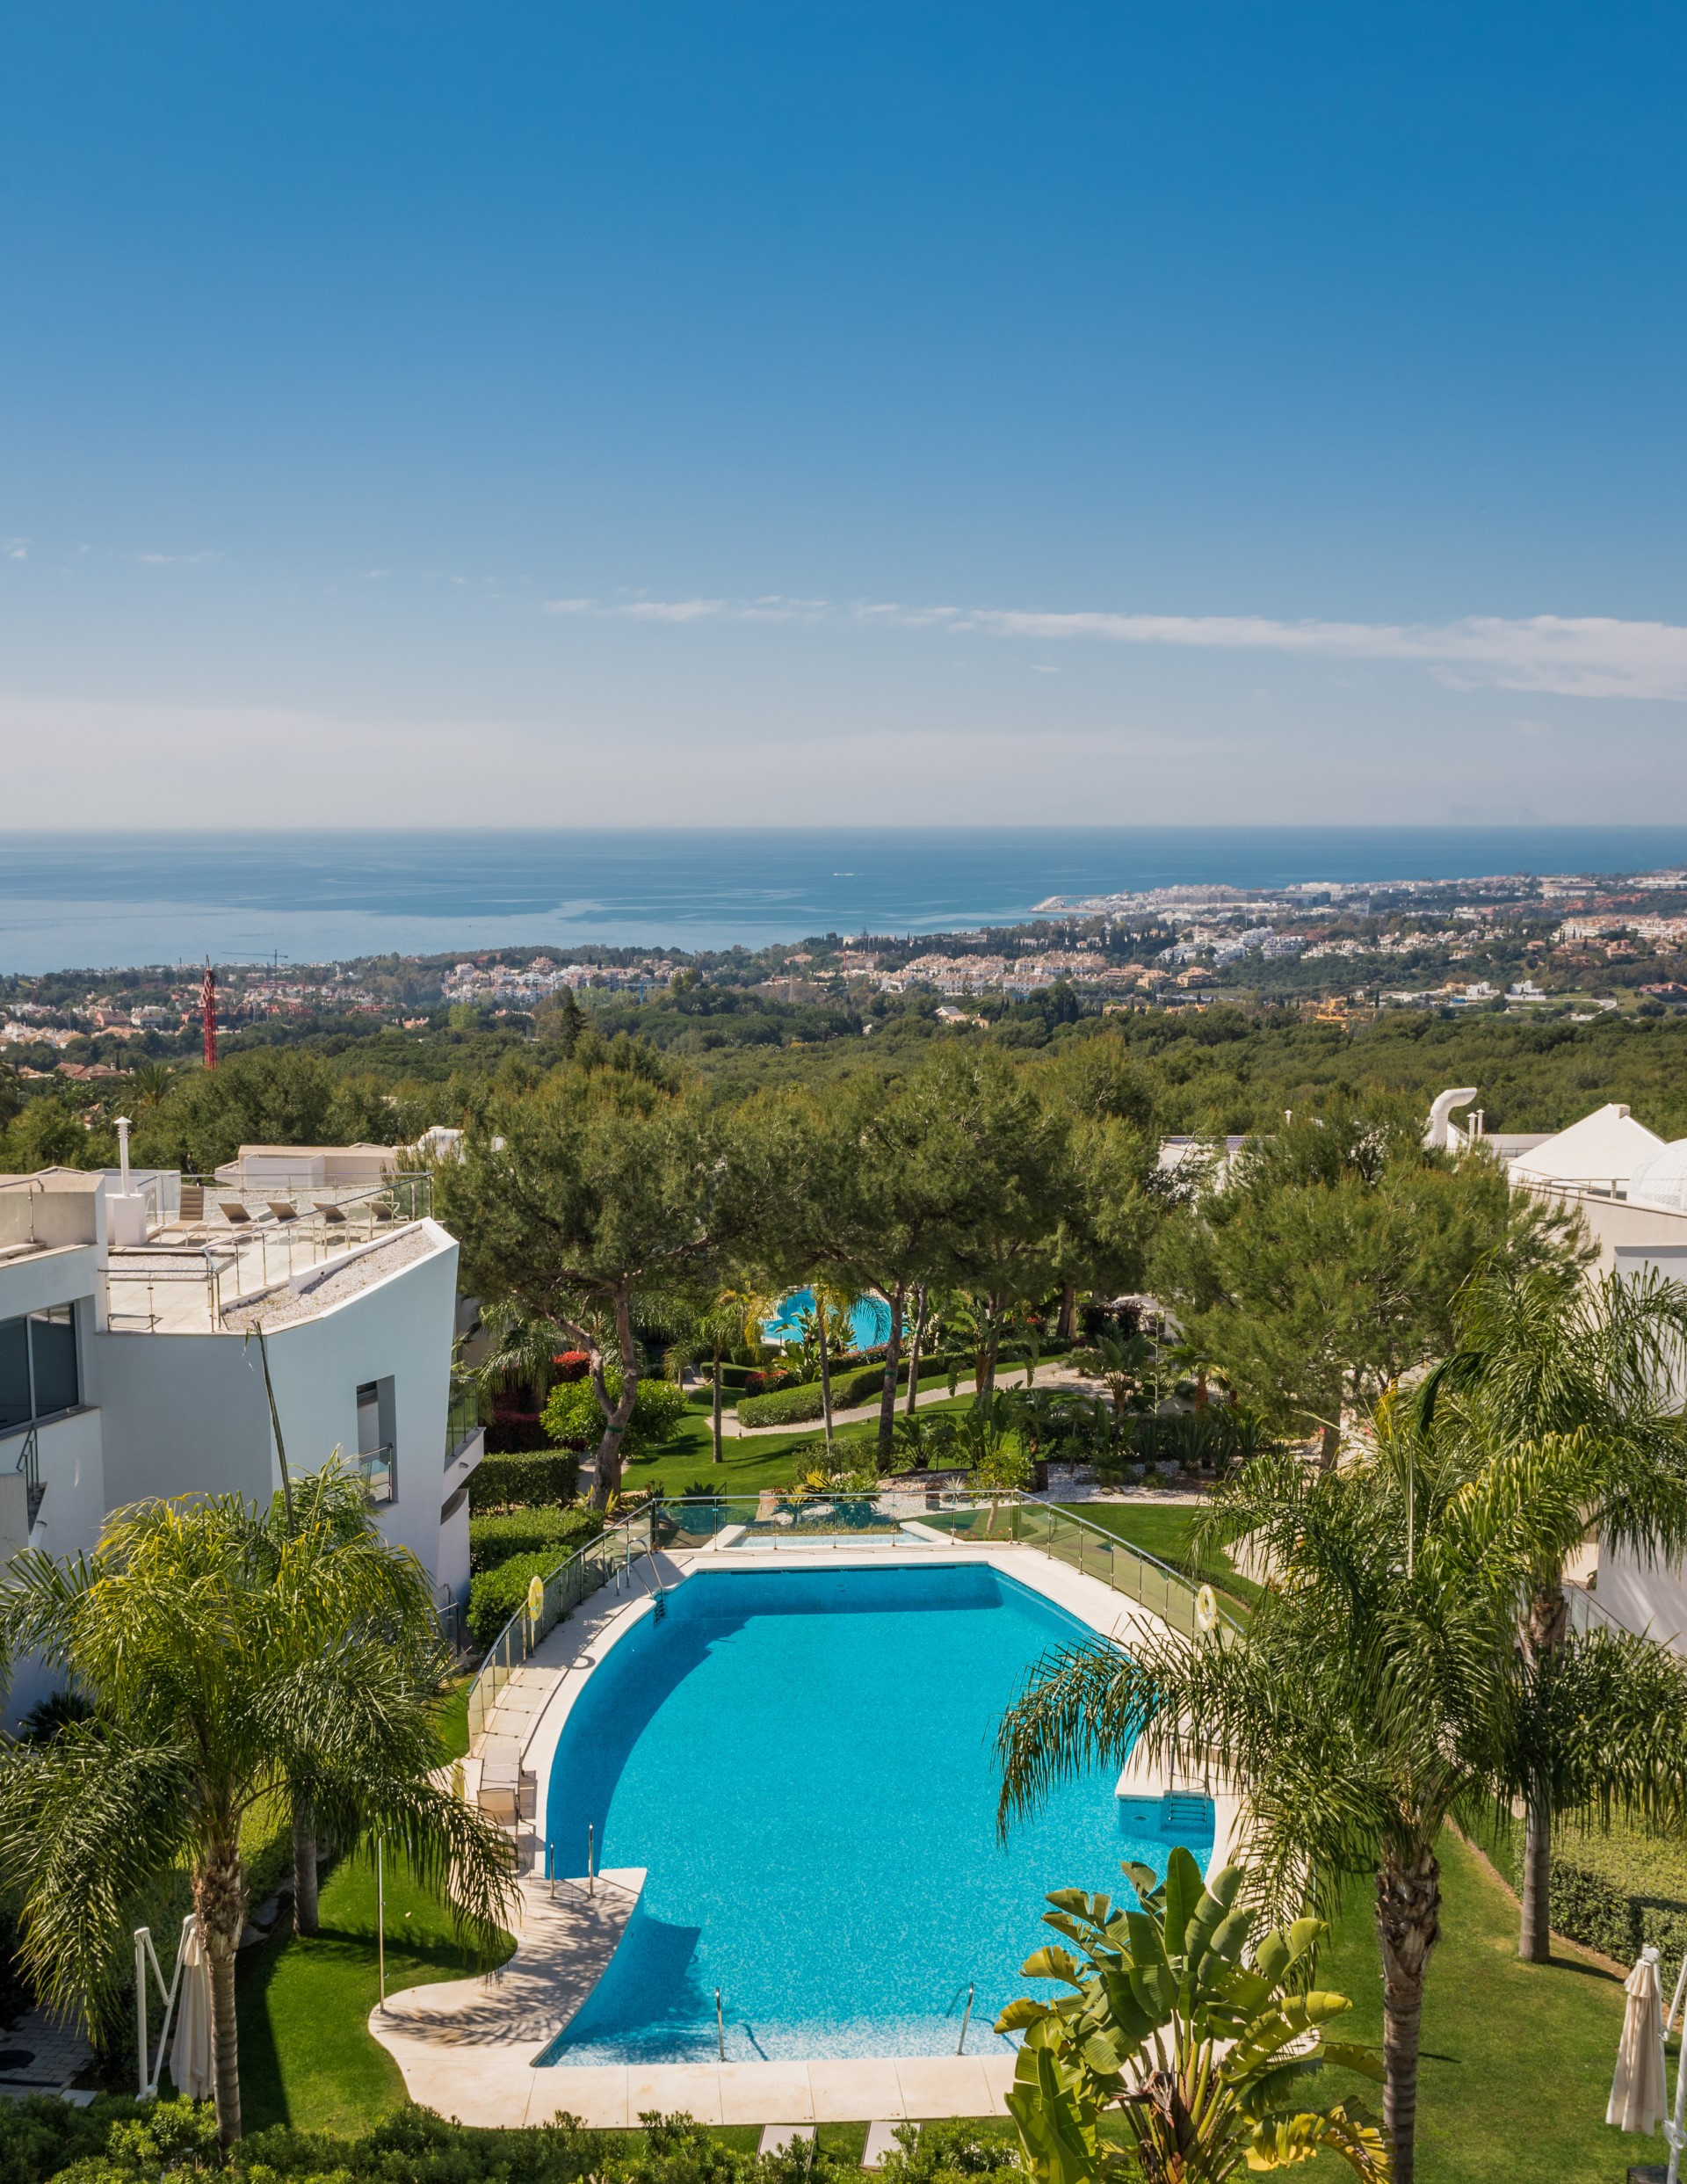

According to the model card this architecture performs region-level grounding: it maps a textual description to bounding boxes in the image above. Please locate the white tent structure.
[1508,1103,1666,1199]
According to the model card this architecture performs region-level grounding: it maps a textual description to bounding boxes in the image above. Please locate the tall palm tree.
[0,1485,516,2148]
[1421,1258,1687,1960]
[238,1462,456,1936]
[994,1423,1687,2184]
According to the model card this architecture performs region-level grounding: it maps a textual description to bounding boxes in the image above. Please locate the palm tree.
[1071,1328,1154,1426]
[0,1484,516,2148]
[1421,1258,1687,1960]
[126,1061,174,1114]
[999,1847,1388,2184]
[239,1462,456,1936]
[473,1296,573,1415]
[795,1281,858,1449]
[994,1421,1683,2184]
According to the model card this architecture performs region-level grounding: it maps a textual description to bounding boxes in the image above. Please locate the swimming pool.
[540,1562,1212,2065]
[763,1288,891,1352]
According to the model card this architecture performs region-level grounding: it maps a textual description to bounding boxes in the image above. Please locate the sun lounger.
[313,1201,348,1225]
[218,1201,253,1227]
[477,1739,521,1824]
[177,1184,205,1222]
[266,1201,300,1223]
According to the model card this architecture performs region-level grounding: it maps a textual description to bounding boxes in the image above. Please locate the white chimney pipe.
[115,1116,132,1194]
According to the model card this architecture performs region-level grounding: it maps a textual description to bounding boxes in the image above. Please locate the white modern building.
[1430,1087,1687,1655]
[0,1149,481,1728]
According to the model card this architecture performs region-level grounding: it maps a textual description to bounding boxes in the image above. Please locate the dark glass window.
[0,1319,28,1432]
[0,1307,78,1430]
[29,1309,78,1419]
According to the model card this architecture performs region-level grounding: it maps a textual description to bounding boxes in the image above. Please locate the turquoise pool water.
[540,1563,1212,2064]
[763,1288,891,1352]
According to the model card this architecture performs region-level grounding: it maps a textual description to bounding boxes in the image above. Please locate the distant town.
[3,863,1687,1078]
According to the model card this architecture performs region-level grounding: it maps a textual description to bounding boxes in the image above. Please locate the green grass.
[235,1848,513,2134]
[1310,1826,1653,2182]
[622,1387,982,1498]
[1060,1497,1263,1614]
[434,1676,471,1762]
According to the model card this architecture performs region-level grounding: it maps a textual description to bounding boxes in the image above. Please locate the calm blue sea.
[3,826,1686,973]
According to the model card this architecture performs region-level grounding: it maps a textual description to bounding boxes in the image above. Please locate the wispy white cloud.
[539,591,1687,701]
[546,592,829,625]
[134,549,222,566]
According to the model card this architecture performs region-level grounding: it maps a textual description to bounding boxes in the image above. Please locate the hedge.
[0,2097,1021,2184]
[467,1538,606,1651]
[467,1451,579,1513]
[1494,1817,1687,1967]
[468,1506,599,1578]
[735,1382,827,1427]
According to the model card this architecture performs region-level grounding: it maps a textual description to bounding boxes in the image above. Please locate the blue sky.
[4,2,1684,824]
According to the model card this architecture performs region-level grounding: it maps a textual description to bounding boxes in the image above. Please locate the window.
[0,1308,79,1433]
[356,1376,396,1506]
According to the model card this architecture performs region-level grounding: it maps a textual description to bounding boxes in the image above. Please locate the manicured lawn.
[1061,1497,1263,1614]
[1311,1826,1651,2182]
[235,1848,513,2133]
[623,1387,982,1498]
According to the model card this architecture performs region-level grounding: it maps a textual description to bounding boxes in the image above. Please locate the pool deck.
[373,1533,1237,2130]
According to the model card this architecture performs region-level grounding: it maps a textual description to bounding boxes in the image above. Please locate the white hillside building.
[0,1152,481,1730]
[1430,1086,1687,1657]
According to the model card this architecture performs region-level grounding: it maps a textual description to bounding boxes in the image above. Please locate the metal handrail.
[464,1512,651,1746]
[445,1378,481,1465]
[14,1426,41,1527]
[462,1489,1239,1747]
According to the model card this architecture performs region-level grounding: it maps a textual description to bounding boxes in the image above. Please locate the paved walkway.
[720,1365,1101,1438]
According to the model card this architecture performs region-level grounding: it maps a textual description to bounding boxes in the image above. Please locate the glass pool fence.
[463,1491,1239,1745]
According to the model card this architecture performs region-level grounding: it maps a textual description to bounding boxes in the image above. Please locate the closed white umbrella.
[1610,1945,1666,2135]
[169,1916,214,2103]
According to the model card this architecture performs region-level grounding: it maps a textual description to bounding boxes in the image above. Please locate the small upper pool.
[763,1288,890,1351]
[541,1562,1212,2064]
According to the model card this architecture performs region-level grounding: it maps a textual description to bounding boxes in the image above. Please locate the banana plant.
[996,1847,1388,2184]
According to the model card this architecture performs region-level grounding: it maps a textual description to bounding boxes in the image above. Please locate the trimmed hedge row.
[468,1506,599,1578]
[735,1362,915,1426]
[735,1382,826,1427]
[1502,1821,1687,1967]
[467,1532,604,1651]
[467,1452,579,1513]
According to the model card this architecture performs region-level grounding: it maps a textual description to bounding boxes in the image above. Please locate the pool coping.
[371,1535,1239,2129]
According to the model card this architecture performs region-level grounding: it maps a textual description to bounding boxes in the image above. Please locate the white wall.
[95,1223,460,1592]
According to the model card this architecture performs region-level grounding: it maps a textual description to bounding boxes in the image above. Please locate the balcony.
[103,1175,434,1334]
[358,1444,397,1506]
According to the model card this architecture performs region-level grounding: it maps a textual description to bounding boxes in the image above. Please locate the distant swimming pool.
[763,1288,890,1352]
[540,1563,1212,2064]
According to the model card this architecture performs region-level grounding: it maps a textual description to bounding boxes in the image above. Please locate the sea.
[2,825,1687,976]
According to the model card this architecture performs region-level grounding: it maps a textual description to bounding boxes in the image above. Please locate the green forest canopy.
[9,1000,1687,1177]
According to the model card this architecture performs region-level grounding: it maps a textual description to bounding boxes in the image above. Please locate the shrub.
[1499,1815,1687,1966]
[483,1414,550,1455]
[541,1374,689,1454]
[467,1451,580,1512]
[840,1361,913,1407]
[743,1367,798,1396]
[468,1506,599,1577]
[467,1541,605,1651]
[553,1350,590,1381]
[736,1382,827,1427]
